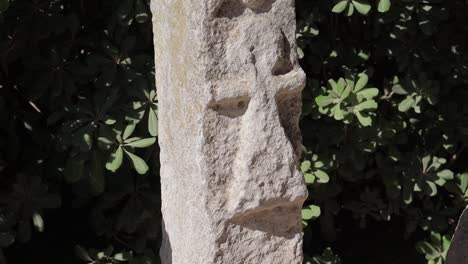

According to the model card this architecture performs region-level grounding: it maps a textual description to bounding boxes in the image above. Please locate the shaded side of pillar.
[447,207,468,264]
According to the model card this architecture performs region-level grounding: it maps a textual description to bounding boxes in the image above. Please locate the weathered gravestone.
[447,207,468,264]
[151,0,307,263]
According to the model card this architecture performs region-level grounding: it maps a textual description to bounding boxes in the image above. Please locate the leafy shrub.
[1,0,160,262]
[297,0,468,263]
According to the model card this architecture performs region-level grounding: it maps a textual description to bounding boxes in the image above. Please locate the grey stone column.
[151,0,308,263]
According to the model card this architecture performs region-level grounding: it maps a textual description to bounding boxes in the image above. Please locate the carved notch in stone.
[215,0,276,17]
[151,0,307,263]
[208,95,251,118]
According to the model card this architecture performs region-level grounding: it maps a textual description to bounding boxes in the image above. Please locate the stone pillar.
[151,0,308,263]
[447,207,468,264]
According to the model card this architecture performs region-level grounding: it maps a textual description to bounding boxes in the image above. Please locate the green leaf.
[340,84,353,100]
[355,111,372,127]
[97,136,113,150]
[354,100,378,111]
[105,118,117,125]
[126,137,156,148]
[123,124,136,140]
[356,88,379,100]
[315,169,330,183]
[354,73,369,92]
[416,241,439,260]
[97,136,113,145]
[125,137,142,144]
[148,108,158,137]
[301,160,312,173]
[297,47,305,59]
[442,235,451,251]
[304,173,315,184]
[392,84,407,95]
[32,212,44,232]
[358,51,370,61]
[346,2,354,16]
[437,169,454,180]
[460,173,468,193]
[378,0,391,12]
[426,181,438,196]
[149,90,157,101]
[97,251,106,260]
[422,155,431,172]
[333,104,345,120]
[114,251,132,261]
[332,0,348,13]
[106,147,123,172]
[315,95,334,107]
[327,80,339,97]
[398,96,415,112]
[403,183,413,204]
[336,78,346,95]
[314,161,325,168]
[124,149,149,175]
[302,205,321,220]
[352,0,371,15]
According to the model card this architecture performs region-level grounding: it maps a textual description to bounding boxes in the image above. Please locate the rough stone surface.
[447,207,468,264]
[151,0,307,263]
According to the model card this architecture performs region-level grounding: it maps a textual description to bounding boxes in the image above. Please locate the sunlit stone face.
[210,15,308,215]
[153,0,307,262]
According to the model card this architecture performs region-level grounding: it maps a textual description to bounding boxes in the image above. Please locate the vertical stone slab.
[447,207,468,264]
[151,0,308,263]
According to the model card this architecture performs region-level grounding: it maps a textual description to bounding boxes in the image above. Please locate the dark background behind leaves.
[0,0,467,263]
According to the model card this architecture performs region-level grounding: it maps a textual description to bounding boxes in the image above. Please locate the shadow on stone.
[229,205,302,239]
[216,0,276,18]
[247,0,276,14]
[159,221,173,264]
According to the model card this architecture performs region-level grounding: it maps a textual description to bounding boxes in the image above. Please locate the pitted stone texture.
[447,207,468,264]
[151,0,307,263]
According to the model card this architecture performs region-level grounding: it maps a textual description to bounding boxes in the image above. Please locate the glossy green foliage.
[415,232,450,264]
[0,0,159,263]
[297,0,468,263]
[315,71,379,127]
